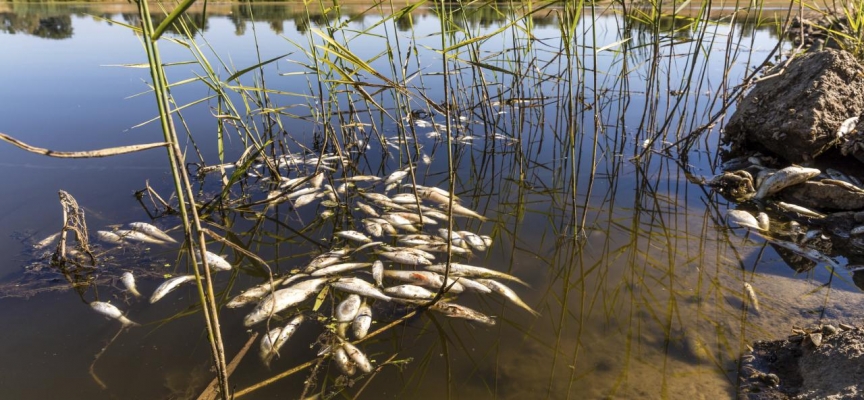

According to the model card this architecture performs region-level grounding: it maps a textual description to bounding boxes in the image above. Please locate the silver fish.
[310,262,372,277]
[440,203,487,222]
[260,315,305,367]
[775,201,825,218]
[425,263,528,286]
[335,230,372,243]
[333,346,356,376]
[755,212,770,231]
[379,251,433,266]
[476,279,540,316]
[356,202,380,217]
[398,234,445,246]
[383,270,465,293]
[437,229,467,247]
[372,260,384,287]
[286,186,318,199]
[430,302,496,326]
[305,254,346,273]
[90,301,139,327]
[727,210,762,230]
[330,277,392,301]
[390,193,420,204]
[128,222,177,243]
[293,193,318,208]
[361,192,391,203]
[352,302,372,339]
[362,219,383,237]
[381,213,416,227]
[384,167,412,186]
[335,294,362,322]
[384,284,436,300]
[754,166,820,200]
[342,341,374,373]
[33,232,61,250]
[452,277,493,294]
[381,245,436,261]
[227,276,292,308]
[202,251,232,271]
[112,229,167,245]
[150,275,199,304]
[457,231,487,251]
[346,175,381,182]
[121,271,142,297]
[369,218,397,235]
[244,278,328,327]
[310,173,325,189]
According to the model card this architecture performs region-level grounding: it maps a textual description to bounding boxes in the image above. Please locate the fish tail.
[120,317,140,327]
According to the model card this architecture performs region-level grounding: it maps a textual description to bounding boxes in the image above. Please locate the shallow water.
[1,2,862,399]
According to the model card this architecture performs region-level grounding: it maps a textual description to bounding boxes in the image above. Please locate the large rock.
[724,49,864,163]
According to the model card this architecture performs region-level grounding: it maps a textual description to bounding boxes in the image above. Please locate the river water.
[1,2,862,399]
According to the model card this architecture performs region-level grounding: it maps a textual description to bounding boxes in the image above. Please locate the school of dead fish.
[40,162,538,377]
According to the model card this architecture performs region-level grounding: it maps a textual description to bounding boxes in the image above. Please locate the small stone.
[821,324,838,335]
[839,323,856,331]
[809,332,823,347]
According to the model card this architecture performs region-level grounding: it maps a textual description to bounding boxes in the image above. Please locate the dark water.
[1,2,860,399]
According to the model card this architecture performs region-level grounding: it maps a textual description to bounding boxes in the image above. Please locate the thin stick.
[196,332,259,400]
[0,132,168,158]
[89,326,124,390]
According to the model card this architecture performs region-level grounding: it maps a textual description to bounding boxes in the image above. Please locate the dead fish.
[310,262,372,277]
[392,211,437,225]
[352,302,372,339]
[383,270,465,293]
[408,185,460,204]
[332,346,356,376]
[384,167,413,186]
[342,341,374,373]
[765,238,841,269]
[754,166,820,200]
[457,231,487,251]
[90,301,139,327]
[260,315,305,367]
[422,153,432,165]
[293,193,318,208]
[346,175,381,182]
[440,203,488,222]
[755,212,770,231]
[379,251,433,266]
[744,282,760,313]
[128,222,177,243]
[330,277,392,301]
[362,219,383,237]
[361,192,392,203]
[305,254,346,273]
[201,251,232,271]
[285,187,318,199]
[451,277,492,293]
[726,210,761,230]
[32,232,61,250]
[335,230,372,243]
[430,302,496,326]
[356,202,380,217]
[381,213,417,227]
[244,278,328,326]
[115,229,168,245]
[390,193,420,204]
[480,235,493,247]
[437,229,467,247]
[822,179,864,193]
[425,263,528,286]
[121,271,142,297]
[775,201,825,219]
[310,172,325,189]
[369,218,398,235]
[335,294,362,322]
[227,276,292,308]
[398,234,446,246]
[353,241,384,253]
[372,260,384,287]
[382,245,436,261]
[384,284,436,300]
[150,275,199,304]
[475,279,540,316]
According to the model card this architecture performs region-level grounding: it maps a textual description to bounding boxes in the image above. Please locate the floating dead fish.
[390,193,420,204]
[330,277,392,301]
[429,302,496,326]
[114,229,168,245]
[305,253,346,272]
[384,167,413,186]
[352,302,372,339]
[310,262,372,277]
[335,230,372,243]
[379,250,433,266]
[754,166,820,200]
[129,222,177,243]
[755,212,770,231]
[372,260,384,287]
[383,270,465,293]
[476,279,539,316]
[382,245,436,261]
[775,201,825,219]
[293,193,318,208]
[726,210,762,230]
[227,276,292,308]
[341,341,374,373]
[353,242,383,253]
[150,275,199,304]
[333,346,356,376]
[457,231,487,251]
[356,202,380,217]
[384,284,436,300]
[32,232,61,250]
[121,271,142,297]
[201,251,232,271]
[260,315,305,367]
[425,263,528,286]
[346,175,381,182]
[310,173,325,189]
[368,218,397,235]
[91,301,139,327]
[440,203,488,222]
[335,294,362,323]
[437,229,467,247]
[397,234,444,246]
[743,282,760,313]
[244,278,328,326]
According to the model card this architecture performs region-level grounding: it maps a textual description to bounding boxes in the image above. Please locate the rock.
[724,49,864,163]
[779,181,864,211]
